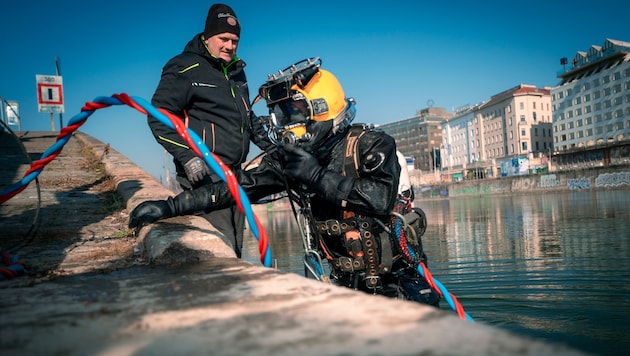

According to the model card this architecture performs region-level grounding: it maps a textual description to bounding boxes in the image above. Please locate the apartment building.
[474,84,553,162]
[439,84,552,175]
[441,105,475,170]
[379,107,452,172]
[552,38,630,152]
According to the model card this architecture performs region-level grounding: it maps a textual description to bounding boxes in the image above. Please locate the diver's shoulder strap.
[343,124,370,178]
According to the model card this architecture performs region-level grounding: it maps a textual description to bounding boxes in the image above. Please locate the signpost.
[36,74,64,131]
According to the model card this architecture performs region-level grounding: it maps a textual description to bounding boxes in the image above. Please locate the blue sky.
[2,0,629,183]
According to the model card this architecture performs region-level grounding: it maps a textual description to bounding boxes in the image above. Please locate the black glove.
[183,157,211,183]
[283,144,324,184]
[128,199,176,228]
[128,183,235,229]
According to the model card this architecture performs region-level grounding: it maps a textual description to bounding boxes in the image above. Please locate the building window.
[520,115,526,122]
[522,142,528,151]
[521,129,526,137]
[614,109,623,118]
[533,112,537,122]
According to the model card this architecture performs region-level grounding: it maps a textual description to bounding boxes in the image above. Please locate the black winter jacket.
[149,33,266,172]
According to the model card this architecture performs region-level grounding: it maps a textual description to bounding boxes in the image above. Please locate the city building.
[474,84,553,162]
[552,38,630,152]
[441,104,475,172]
[439,84,552,179]
[379,107,452,172]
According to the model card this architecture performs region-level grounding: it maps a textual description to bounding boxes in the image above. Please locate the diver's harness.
[298,124,428,292]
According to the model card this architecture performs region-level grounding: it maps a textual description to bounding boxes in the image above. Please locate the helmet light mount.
[259,57,322,105]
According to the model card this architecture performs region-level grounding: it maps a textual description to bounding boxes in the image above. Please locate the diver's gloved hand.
[128,184,235,229]
[183,157,210,183]
[283,144,324,184]
[128,198,176,228]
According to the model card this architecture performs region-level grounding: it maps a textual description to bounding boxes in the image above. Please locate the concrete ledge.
[75,132,236,264]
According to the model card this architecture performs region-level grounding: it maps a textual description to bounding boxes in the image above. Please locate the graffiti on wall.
[595,172,630,188]
[568,178,591,190]
[538,174,561,188]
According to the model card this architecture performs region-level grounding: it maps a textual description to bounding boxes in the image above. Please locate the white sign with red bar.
[36,74,64,113]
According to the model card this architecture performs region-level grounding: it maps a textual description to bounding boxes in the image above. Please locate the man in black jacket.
[133,58,440,306]
[148,4,269,258]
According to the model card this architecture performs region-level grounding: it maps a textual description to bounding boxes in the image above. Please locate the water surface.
[244,190,630,355]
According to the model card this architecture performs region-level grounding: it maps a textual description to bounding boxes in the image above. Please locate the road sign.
[5,100,19,126]
[36,74,64,113]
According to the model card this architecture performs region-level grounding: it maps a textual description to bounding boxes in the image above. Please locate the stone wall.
[416,165,630,199]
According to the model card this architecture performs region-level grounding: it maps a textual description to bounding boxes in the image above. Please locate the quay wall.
[416,166,630,199]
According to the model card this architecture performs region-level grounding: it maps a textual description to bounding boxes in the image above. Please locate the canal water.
[243,189,630,355]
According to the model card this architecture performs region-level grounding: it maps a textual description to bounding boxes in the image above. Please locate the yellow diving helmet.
[258,57,356,150]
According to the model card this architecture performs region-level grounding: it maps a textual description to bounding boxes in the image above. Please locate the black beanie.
[204,4,240,38]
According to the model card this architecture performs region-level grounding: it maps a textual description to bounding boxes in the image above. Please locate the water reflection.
[243,190,630,355]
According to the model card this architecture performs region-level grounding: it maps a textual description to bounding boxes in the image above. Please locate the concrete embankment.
[0,131,587,355]
[417,166,630,199]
